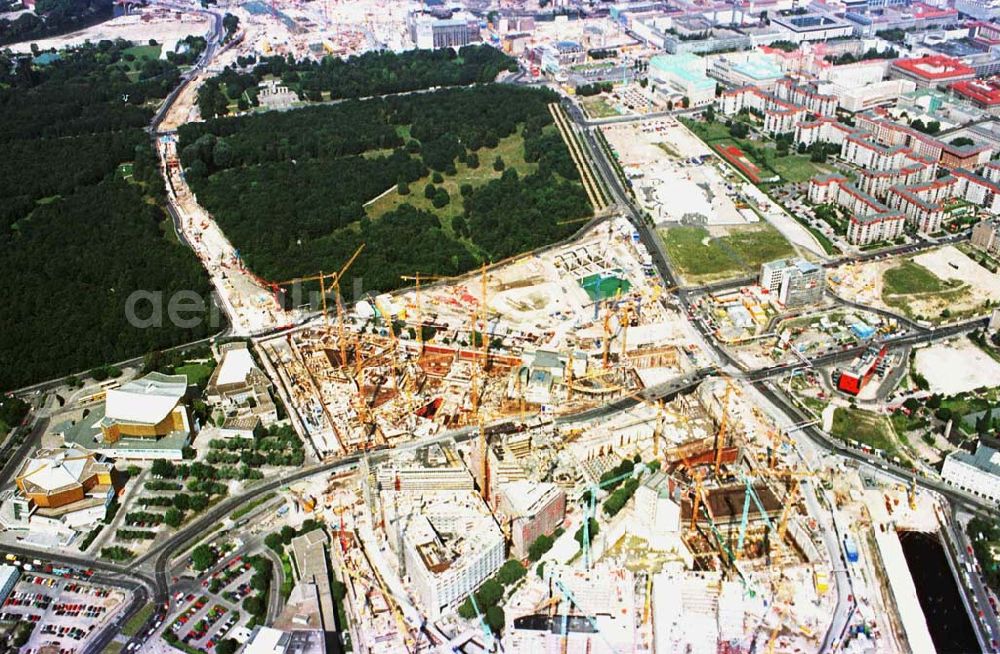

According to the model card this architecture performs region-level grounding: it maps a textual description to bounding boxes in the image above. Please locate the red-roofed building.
[950,77,1000,110]
[969,21,1000,47]
[890,55,976,89]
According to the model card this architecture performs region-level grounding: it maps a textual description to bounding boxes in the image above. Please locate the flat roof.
[730,52,782,81]
[951,79,1000,106]
[650,53,716,91]
[892,55,975,80]
[215,348,256,386]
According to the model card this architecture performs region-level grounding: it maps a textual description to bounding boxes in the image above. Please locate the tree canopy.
[177,85,590,294]
[196,45,514,117]
[0,41,216,391]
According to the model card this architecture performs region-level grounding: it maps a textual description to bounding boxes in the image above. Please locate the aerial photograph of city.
[5,0,1000,651]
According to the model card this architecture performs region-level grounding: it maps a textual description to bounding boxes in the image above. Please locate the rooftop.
[214,347,257,387]
[950,443,1000,477]
[58,405,190,454]
[950,78,1000,107]
[105,372,187,425]
[650,53,716,91]
[892,55,975,81]
[500,480,562,516]
[16,446,108,494]
[730,51,783,81]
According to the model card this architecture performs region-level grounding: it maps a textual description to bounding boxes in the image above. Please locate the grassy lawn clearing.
[681,117,831,184]
[365,130,539,234]
[659,223,794,283]
[174,362,215,388]
[882,260,959,296]
[581,97,619,119]
[722,223,796,268]
[123,44,162,63]
[830,407,899,457]
[659,226,743,281]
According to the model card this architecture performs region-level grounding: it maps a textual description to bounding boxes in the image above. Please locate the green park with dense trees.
[179,83,592,295]
[0,41,215,391]
[196,45,515,116]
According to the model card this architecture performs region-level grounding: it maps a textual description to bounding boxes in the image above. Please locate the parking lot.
[1,573,125,653]
[165,554,256,651]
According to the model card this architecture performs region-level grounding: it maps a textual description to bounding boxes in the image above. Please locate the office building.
[942,443,1000,503]
[890,55,976,89]
[383,490,504,618]
[950,78,1000,112]
[708,51,784,90]
[649,53,716,107]
[836,345,888,395]
[206,343,277,424]
[497,481,565,559]
[375,440,473,492]
[409,14,479,50]
[972,218,1000,256]
[954,0,1000,21]
[770,12,854,43]
[759,258,825,308]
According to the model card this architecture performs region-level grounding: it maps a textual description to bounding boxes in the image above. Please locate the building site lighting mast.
[400,272,448,354]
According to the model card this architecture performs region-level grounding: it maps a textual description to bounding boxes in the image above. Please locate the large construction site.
[287,367,913,654]
[254,218,714,459]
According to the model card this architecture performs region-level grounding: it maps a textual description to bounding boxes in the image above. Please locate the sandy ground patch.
[6,11,209,54]
[602,121,751,226]
[914,340,1000,395]
[914,245,1000,305]
[833,246,997,320]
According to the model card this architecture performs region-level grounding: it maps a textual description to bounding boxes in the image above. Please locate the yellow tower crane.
[714,380,734,477]
[690,469,707,531]
[273,243,365,366]
[776,480,800,543]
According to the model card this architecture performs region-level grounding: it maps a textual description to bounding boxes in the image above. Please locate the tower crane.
[554,579,620,654]
[581,467,639,569]
[468,590,496,651]
[272,244,365,366]
[640,397,690,461]
[618,300,636,359]
[736,475,778,559]
[714,378,736,477]
[776,480,800,543]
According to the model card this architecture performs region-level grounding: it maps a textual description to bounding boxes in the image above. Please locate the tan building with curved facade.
[15,446,119,510]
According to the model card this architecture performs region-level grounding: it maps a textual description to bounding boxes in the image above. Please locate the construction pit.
[297,371,911,654]
[691,293,908,370]
[255,218,716,458]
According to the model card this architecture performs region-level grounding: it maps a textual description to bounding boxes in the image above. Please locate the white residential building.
[942,444,1000,503]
